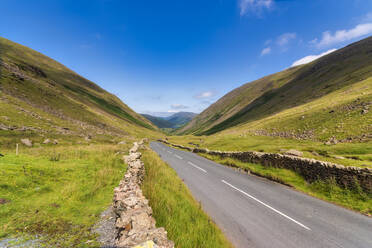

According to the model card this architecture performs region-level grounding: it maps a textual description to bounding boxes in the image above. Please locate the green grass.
[141,149,233,248]
[0,144,128,247]
[200,154,372,215]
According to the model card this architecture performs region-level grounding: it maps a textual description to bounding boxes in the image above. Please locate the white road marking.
[167,151,172,154]
[187,161,207,173]
[175,154,183,160]
[221,180,311,231]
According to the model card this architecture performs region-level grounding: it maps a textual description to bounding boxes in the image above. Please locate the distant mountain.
[177,36,372,141]
[141,114,174,128]
[165,112,197,128]
[142,112,197,129]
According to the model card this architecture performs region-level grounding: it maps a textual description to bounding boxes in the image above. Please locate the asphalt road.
[150,141,372,248]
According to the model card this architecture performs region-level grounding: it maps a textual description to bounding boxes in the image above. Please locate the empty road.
[151,141,372,248]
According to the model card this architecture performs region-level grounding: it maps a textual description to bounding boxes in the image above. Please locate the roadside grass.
[0,144,128,247]
[200,154,372,215]
[167,135,372,168]
[141,149,233,248]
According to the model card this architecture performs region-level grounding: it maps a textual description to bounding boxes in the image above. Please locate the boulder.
[53,139,59,145]
[21,138,32,147]
[43,138,51,144]
[118,141,126,145]
[284,149,303,157]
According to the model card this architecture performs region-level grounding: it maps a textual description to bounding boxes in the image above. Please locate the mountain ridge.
[178,36,372,141]
[142,112,197,129]
[0,36,157,145]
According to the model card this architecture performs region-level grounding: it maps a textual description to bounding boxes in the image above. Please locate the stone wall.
[159,140,372,194]
[113,140,174,248]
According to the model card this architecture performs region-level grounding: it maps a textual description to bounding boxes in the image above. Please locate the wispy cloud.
[170,104,189,110]
[260,47,271,56]
[312,23,372,48]
[277,33,296,46]
[239,0,273,16]
[291,49,337,67]
[194,91,215,99]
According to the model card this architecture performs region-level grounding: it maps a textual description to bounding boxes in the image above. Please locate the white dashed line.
[221,180,311,231]
[187,161,207,173]
[175,154,183,160]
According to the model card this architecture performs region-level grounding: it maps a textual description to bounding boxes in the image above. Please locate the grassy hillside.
[179,36,372,141]
[0,36,158,148]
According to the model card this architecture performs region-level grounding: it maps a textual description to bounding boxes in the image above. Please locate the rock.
[43,138,51,144]
[311,151,320,156]
[52,139,58,145]
[325,136,338,145]
[0,123,10,130]
[118,141,126,145]
[334,156,345,160]
[361,109,369,114]
[283,149,303,157]
[0,198,10,204]
[21,138,32,147]
[1,116,9,121]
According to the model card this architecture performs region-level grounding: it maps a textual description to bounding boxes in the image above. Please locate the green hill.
[0,37,157,146]
[178,36,372,142]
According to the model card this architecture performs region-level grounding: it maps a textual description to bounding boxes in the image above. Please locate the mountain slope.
[0,37,157,145]
[165,112,197,128]
[178,36,372,140]
[141,114,174,128]
[142,112,197,129]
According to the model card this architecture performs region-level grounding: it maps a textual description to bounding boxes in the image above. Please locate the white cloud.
[170,104,188,109]
[261,47,271,56]
[291,49,337,67]
[239,0,273,16]
[313,23,372,48]
[194,91,215,99]
[277,33,296,46]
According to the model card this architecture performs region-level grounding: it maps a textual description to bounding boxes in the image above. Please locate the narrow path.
[151,141,372,248]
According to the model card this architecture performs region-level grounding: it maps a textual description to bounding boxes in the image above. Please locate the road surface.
[150,141,372,248]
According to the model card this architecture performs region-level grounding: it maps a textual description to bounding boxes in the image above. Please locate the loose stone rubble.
[113,140,174,248]
[159,140,372,194]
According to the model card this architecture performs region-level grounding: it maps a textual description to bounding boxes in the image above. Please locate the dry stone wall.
[159,140,372,194]
[113,140,174,248]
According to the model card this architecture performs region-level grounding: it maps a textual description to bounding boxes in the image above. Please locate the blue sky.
[1,0,372,115]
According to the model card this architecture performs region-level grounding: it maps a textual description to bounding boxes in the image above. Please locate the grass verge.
[141,149,233,248]
[200,153,372,216]
[0,144,128,247]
